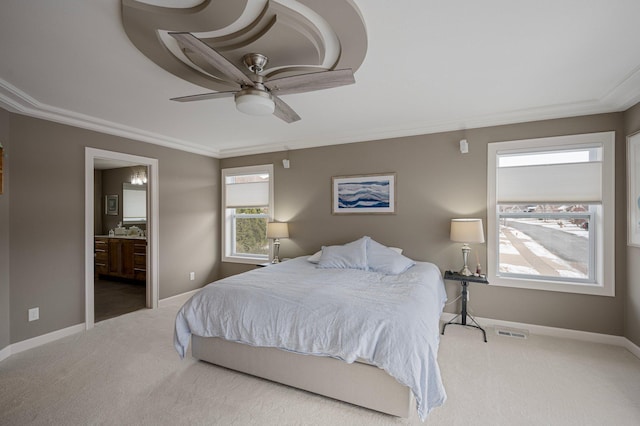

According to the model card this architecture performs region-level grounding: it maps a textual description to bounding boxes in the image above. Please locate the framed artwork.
[628,132,640,247]
[332,173,396,215]
[105,194,119,216]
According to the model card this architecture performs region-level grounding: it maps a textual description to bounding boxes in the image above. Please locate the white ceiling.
[1,0,640,158]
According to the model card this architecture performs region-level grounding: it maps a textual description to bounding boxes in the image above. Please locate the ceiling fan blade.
[170,91,237,102]
[169,32,254,88]
[264,69,355,96]
[272,95,301,123]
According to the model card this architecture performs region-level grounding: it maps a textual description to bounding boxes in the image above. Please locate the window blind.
[225,180,269,208]
[496,161,602,204]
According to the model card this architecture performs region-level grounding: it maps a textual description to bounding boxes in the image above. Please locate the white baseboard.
[441,312,640,359]
[0,323,85,362]
[3,309,637,364]
[1,289,200,364]
[158,288,200,308]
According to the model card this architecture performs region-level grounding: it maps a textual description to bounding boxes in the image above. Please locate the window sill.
[222,256,269,265]
[489,274,614,297]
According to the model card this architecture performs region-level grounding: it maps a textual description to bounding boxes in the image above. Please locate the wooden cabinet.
[108,238,134,278]
[94,237,109,275]
[95,237,146,282]
[133,241,147,281]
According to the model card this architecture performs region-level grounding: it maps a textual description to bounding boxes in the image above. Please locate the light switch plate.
[28,307,39,321]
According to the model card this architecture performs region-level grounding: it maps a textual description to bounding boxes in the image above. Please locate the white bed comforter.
[174,257,447,419]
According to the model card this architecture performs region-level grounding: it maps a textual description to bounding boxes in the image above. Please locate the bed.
[174,237,447,420]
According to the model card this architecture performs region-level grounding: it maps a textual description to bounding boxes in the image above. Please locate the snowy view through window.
[498,204,593,282]
[489,133,614,295]
[495,145,599,284]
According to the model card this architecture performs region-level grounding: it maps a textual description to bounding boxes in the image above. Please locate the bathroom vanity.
[95,236,146,281]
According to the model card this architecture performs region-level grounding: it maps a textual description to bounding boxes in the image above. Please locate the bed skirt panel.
[191,335,414,418]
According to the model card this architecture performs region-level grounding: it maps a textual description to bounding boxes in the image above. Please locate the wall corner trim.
[624,338,640,359]
[158,289,201,308]
[0,345,10,363]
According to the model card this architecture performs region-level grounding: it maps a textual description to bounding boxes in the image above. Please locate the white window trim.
[487,131,615,296]
[222,164,274,264]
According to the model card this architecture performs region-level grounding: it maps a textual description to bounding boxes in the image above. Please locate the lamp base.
[272,240,281,263]
[459,265,474,276]
[459,243,473,276]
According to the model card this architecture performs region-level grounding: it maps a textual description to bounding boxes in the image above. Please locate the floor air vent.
[494,327,528,339]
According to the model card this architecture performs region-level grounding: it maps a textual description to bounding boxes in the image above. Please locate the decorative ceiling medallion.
[122,0,367,92]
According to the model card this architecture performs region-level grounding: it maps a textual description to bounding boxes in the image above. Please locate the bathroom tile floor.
[94,278,146,322]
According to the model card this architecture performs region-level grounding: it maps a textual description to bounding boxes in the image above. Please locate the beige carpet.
[1,295,639,425]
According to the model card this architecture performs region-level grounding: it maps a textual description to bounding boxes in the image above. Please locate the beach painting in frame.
[332,173,396,214]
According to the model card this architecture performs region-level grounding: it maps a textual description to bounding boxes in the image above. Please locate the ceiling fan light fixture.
[235,90,275,116]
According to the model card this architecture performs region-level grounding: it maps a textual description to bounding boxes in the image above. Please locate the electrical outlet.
[28,307,39,322]
[189,272,195,281]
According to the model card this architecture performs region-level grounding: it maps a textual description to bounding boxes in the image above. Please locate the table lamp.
[450,218,485,276]
[266,222,289,263]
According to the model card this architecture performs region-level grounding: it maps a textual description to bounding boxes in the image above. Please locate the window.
[222,165,273,263]
[487,132,615,296]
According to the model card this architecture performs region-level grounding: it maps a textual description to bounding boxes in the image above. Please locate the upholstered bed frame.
[192,335,415,418]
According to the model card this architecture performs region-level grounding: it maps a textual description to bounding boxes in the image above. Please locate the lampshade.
[450,218,485,243]
[235,90,275,116]
[266,222,289,239]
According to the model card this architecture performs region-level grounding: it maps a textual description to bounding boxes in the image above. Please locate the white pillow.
[307,250,322,263]
[309,247,399,263]
[317,237,368,270]
[366,237,415,275]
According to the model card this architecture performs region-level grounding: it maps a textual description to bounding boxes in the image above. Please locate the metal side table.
[442,270,489,342]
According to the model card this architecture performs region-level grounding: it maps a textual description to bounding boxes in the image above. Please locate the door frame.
[84,147,159,330]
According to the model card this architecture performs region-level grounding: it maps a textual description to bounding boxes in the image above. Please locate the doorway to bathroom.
[94,165,148,322]
[84,148,159,330]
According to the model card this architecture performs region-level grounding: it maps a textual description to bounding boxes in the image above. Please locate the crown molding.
[216,98,624,158]
[3,70,637,161]
[0,78,221,158]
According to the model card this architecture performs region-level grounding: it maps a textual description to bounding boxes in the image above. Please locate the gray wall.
[5,111,220,345]
[0,108,10,350]
[221,111,628,337]
[2,103,637,350]
[624,102,640,346]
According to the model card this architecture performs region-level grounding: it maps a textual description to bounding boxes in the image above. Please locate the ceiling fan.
[169,32,355,123]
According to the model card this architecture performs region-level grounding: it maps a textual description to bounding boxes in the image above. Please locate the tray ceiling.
[1,0,640,158]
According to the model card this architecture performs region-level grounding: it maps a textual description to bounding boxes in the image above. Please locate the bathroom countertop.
[95,235,146,240]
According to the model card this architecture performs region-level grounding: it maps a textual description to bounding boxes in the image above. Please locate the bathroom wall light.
[131,170,147,185]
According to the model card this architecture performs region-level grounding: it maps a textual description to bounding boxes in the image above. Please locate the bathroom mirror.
[122,182,146,224]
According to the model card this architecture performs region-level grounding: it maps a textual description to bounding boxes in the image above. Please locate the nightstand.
[442,270,489,342]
